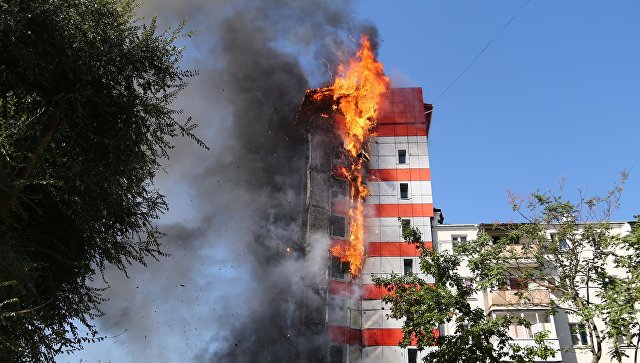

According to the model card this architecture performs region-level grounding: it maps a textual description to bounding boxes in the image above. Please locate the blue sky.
[357,0,639,223]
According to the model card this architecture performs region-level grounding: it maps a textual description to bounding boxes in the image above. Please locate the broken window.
[400,183,409,199]
[331,215,346,238]
[330,255,350,279]
[331,178,348,199]
[398,149,407,164]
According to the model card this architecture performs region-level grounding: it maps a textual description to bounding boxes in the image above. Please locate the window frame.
[330,215,347,239]
[569,322,589,346]
[407,348,418,363]
[399,182,409,199]
[404,258,413,276]
[397,149,407,165]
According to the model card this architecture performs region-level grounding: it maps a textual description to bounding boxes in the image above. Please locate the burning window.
[331,215,346,238]
[400,183,409,199]
[330,255,350,279]
[404,259,413,275]
[398,149,407,164]
[331,178,348,199]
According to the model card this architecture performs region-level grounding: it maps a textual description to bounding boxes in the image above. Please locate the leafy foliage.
[0,0,203,360]
[458,175,638,363]
[373,219,555,363]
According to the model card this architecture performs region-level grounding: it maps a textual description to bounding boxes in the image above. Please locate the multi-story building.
[300,87,436,363]
[435,221,636,363]
[299,86,435,362]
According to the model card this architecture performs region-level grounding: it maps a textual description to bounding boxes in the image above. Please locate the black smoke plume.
[75,1,379,362]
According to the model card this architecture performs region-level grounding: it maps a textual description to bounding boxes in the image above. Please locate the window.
[498,278,528,291]
[569,323,589,346]
[508,278,527,290]
[331,178,348,199]
[329,345,344,363]
[331,215,346,238]
[330,255,350,279]
[463,278,477,299]
[328,297,347,325]
[452,235,467,252]
[401,219,411,234]
[398,149,407,164]
[400,183,409,199]
[408,348,418,363]
[551,233,569,251]
[404,259,413,275]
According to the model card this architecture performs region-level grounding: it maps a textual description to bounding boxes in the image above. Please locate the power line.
[432,0,532,104]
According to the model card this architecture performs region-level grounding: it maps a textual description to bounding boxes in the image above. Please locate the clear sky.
[64,1,639,362]
[357,0,640,223]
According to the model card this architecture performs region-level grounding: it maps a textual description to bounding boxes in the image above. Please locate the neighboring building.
[435,221,636,363]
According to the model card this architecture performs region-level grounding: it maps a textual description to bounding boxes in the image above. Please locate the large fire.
[312,36,389,276]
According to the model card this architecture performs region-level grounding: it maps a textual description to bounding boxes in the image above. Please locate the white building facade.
[435,222,636,363]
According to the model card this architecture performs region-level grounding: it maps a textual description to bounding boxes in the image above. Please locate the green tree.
[373,219,555,363]
[0,0,204,361]
[458,176,638,363]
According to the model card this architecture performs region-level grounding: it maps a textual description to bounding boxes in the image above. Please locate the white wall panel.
[371,136,428,145]
[368,155,429,169]
[368,181,432,198]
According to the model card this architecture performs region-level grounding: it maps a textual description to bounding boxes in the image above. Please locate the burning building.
[297,37,437,363]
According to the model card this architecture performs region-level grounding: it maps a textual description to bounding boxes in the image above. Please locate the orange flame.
[322,36,390,276]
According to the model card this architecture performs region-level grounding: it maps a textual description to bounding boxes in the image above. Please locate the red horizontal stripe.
[328,325,361,345]
[361,284,389,300]
[371,203,434,217]
[367,242,432,257]
[362,328,437,346]
[368,168,430,182]
[374,124,428,137]
[362,328,404,346]
[328,280,355,296]
[378,111,426,123]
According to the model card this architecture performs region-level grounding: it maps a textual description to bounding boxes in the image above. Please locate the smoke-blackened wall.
[73,1,379,362]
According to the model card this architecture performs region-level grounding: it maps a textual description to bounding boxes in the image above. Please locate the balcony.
[499,244,539,262]
[498,338,561,361]
[489,289,551,308]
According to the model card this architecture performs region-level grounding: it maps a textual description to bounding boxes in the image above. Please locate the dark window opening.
[404,259,413,275]
[398,149,407,164]
[401,219,411,234]
[331,215,346,238]
[330,255,350,279]
[408,348,418,363]
[329,345,344,363]
[331,178,348,199]
[400,183,409,199]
